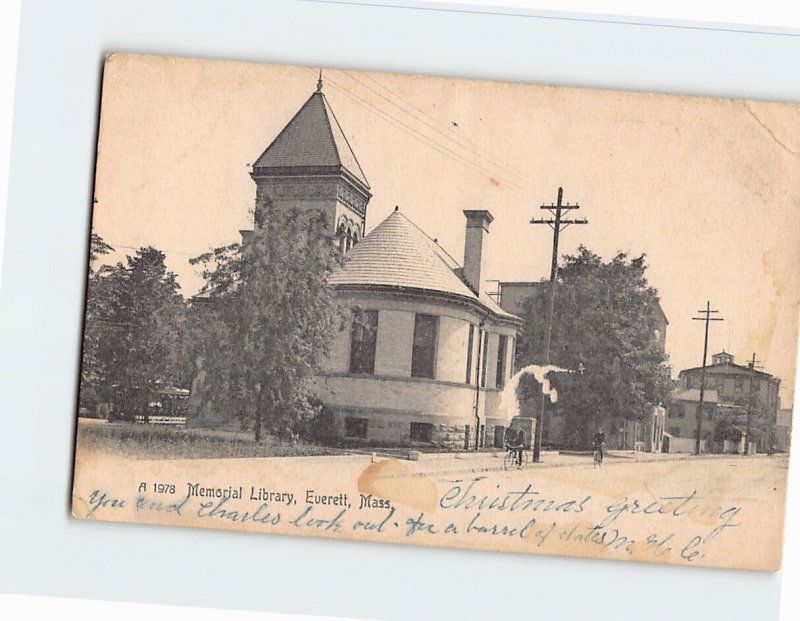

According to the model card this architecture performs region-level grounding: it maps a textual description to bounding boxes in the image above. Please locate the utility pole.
[692,302,724,455]
[530,187,587,462]
[744,352,762,456]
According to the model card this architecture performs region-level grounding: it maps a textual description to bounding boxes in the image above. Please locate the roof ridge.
[396,210,462,269]
[317,93,342,168]
[321,93,369,186]
[679,362,776,378]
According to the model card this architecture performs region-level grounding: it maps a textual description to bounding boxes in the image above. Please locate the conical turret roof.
[253,90,369,188]
[330,209,518,322]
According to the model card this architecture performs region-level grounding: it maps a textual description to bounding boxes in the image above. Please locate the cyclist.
[504,426,523,468]
[592,427,606,465]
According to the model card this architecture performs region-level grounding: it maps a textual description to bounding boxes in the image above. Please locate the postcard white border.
[1,1,799,620]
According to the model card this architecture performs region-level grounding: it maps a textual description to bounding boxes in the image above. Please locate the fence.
[134,415,186,426]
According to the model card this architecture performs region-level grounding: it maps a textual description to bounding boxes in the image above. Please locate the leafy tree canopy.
[517,246,673,446]
[80,242,187,418]
[189,204,344,442]
[88,232,114,274]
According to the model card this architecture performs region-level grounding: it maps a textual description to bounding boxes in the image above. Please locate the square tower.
[250,80,371,251]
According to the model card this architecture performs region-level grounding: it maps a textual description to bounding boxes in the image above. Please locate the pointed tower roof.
[253,88,369,188]
[329,209,519,322]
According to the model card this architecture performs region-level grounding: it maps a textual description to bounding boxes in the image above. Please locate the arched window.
[336,219,348,253]
[336,219,361,253]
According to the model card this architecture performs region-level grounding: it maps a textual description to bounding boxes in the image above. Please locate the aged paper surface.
[72,53,799,571]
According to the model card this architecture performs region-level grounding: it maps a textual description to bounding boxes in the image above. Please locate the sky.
[91,54,800,406]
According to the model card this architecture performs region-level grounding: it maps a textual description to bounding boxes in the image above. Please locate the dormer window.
[712,351,734,366]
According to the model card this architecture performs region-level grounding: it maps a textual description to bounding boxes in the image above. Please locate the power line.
[314,69,528,193]
[321,72,525,192]
[105,243,196,257]
[100,240,220,259]
[343,70,531,185]
[360,71,531,183]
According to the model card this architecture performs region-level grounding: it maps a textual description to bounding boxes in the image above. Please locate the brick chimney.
[462,210,494,295]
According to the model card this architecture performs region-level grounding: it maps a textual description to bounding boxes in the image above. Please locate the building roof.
[252,89,369,188]
[329,208,520,323]
[499,280,668,326]
[678,361,778,380]
[672,388,719,403]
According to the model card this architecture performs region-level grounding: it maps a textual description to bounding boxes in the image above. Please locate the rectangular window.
[465,324,475,384]
[480,331,489,388]
[349,310,378,374]
[410,422,433,442]
[494,426,506,448]
[344,417,368,439]
[734,379,744,394]
[411,314,438,379]
[496,335,508,389]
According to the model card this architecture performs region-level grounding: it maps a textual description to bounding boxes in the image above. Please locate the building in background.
[664,388,720,453]
[667,388,720,439]
[774,407,793,453]
[674,351,781,453]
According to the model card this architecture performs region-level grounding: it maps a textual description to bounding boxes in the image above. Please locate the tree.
[517,246,672,447]
[79,233,116,413]
[88,232,114,274]
[80,243,187,419]
[189,203,344,442]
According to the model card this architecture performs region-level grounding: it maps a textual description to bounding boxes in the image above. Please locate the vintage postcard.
[72,53,799,571]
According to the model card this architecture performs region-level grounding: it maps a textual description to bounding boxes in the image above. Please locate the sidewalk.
[372,448,777,480]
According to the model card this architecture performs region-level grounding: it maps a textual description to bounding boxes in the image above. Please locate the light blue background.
[1,1,799,619]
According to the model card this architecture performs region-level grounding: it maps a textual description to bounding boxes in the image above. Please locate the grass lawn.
[76,421,351,460]
[75,420,507,460]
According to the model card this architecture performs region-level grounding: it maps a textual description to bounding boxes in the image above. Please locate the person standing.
[593,427,606,463]
[515,427,527,467]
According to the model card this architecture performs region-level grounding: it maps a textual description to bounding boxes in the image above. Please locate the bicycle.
[503,445,529,470]
[593,447,603,468]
